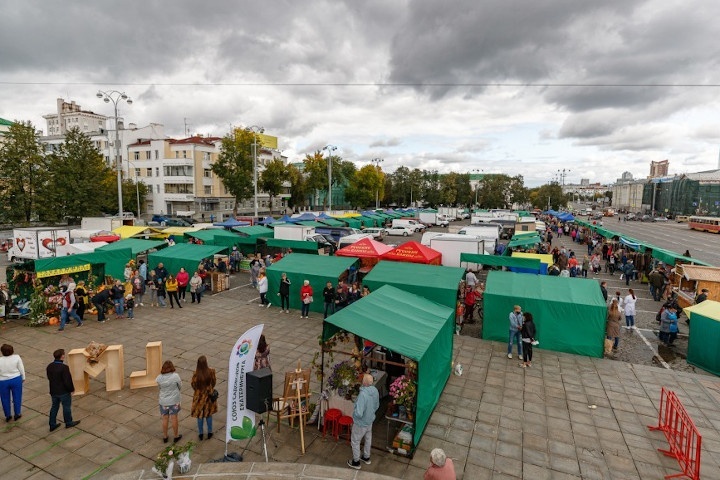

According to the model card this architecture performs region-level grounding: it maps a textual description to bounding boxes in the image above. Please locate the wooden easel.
[271,361,311,454]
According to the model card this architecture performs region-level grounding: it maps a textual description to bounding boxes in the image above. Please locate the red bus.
[688,216,720,233]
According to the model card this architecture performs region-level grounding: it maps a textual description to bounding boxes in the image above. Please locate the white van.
[337,233,375,250]
[391,219,425,232]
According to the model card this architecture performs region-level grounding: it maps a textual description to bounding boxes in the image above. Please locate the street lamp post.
[471,169,483,207]
[96,90,133,218]
[371,158,384,209]
[557,168,571,186]
[323,145,337,212]
[246,126,264,219]
[128,162,141,217]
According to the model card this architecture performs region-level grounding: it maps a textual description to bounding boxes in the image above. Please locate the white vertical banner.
[225,324,264,444]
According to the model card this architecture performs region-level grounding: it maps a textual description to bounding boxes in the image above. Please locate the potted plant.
[327,360,361,400]
[389,375,417,421]
[152,441,196,479]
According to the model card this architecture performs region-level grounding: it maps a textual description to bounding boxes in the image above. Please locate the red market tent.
[381,241,442,265]
[335,237,393,258]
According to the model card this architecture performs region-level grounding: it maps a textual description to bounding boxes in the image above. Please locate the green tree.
[211,128,256,216]
[454,173,472,206]
[421,170,442,206]
[120,177,151,217]
[529,183,566,210]
[0,121,49,222]
[43,127,116,222]
[346,164,383,208]
[286,164,307,211]
[259,158,288,215]
[439,173,459,205]
[303,151,328,207]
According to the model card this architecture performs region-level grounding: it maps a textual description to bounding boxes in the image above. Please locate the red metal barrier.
[648,387,702,480]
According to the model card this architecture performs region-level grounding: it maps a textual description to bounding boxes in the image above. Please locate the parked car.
[641,215,653,222]
[362,227,385,241]
[653,216,669,222]
[626,213,636,221]
[383,226,414,237]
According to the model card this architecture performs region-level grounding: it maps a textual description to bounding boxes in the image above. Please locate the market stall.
[260,238,324,255]
[684,301,720,376]
[459,253,543,274]
[147,244,226,276]
[185,229,244,252]
[34,247,132,281]
[673,264,720,308]
[483,270,607,358]
[362,260,464,310]
[380,241,442,265]
[321,285,454,456]
[335,237,393,273]
[266,253,358,313]
[111,225,165,239]
[97,238,166,257]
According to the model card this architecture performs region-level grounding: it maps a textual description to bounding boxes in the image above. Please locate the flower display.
[327,360,360,399]
[153,441,196,477]
[389,375,417,411]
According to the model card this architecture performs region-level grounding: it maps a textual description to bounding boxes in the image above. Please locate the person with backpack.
[59,283,83,331]
[659,305,679,346]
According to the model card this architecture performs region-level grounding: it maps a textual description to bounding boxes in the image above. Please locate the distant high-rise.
[649,160,669,178]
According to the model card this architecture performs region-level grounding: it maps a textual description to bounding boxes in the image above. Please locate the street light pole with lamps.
[128,161,142,217]
[246,125,264,219]
[96,90,133,218]
[323,145,337,212]
[371,158,384,208]
[471,169,483,206]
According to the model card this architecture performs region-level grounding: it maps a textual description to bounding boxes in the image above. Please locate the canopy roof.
[257,216,278,225]
[186,229,244,250]
[507,234,542,249]
[147,244,226,274]
[297,221,326,228]
[112,225,165,239]
[686,301,720,375]
[362,260,464,309]
[460,253,542,273]
[264,238,321,254]
[335,237,393,258]
[318,218,345,227]
[683,300,720,319]
[483,270,607,357]
[213,218,250,227]
[97,238,166,256]
[336,216,361,228]
[322,285,453,446]
[294,212,318,221]
[652,248,712,267]
[161,226,202,236]
[381,241,442,265]
[232,225,275,238]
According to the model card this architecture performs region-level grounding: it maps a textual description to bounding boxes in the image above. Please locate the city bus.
[688,216,720,233]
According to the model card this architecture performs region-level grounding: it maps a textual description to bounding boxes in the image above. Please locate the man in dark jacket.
[648,268,665,301]
[323,282,336,319]
[91,288,112,323]
[47,349,79,431]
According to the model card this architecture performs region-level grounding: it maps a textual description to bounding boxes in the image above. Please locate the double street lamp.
[323,145,337,212]
[246,125,264,219]
[371,158,384,208]
[96,90,133,218]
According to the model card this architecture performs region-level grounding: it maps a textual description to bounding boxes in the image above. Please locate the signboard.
[36,264,91,279]
[225,324,264,444]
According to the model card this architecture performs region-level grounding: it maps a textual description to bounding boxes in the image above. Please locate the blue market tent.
[295,212,318,221]
[278,215,297,223]
[213,218,250,228]
[258,216,278,225]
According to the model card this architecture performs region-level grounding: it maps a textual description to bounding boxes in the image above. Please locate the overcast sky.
[2,0,720,186]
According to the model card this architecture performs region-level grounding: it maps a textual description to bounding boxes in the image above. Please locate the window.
[203,169,212,178]
[135,168,141,178]
[204,186,212,195]
[182,150,187,158]
[203,152,212,161]
[175,151,179,158]
[155,167,160,177]
[163,166,193,176]
[154,150,159,159]
[165,184,194,194]
[156,185,161,193]
[146,168,152,177]
[134,152,140,160]
[146,151,151,160]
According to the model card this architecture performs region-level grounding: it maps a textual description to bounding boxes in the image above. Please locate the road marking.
[632,328,670,369]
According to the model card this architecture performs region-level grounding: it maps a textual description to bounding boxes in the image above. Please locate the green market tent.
[97,238,166,256]
[147,244,226,275]
[336,216,362,228]
[506,234,542,249]
[363,214,385,226]
[362,260,465,309]
[685,301,720,375]
[297,221,326,228]
[233,226,275,238]
[460,253,543,274]
[263,238,322,254]
[322,285,453,448]
[267,253,357,313]
[35,248,132,281]
[650,247,712,267]
[185,229,244,252]
[483,270,607,357]
[318,218,346,227]
[357,216,376,227]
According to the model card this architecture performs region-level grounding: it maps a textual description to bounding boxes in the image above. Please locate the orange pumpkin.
[48,317,59,326]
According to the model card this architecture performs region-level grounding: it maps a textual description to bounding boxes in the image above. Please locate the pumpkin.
[48,317,59,326]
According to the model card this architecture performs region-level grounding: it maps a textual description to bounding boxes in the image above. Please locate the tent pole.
[320,348,325,393]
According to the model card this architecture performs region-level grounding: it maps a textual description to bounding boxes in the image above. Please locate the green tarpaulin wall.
[362,260,465,309]
[267,253,357,313]
[35,248,133,281]
[459,253,542,273]
[97,238,167,256]
[483,270,607,357]
[686,301,720,375]
[322,285,453,447]
[297,221,326,228]
[147,244,226,276]
[263,238,322,254]
[318,218,345,227]
[233,226,275,238]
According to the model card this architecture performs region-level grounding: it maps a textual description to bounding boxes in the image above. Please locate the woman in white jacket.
[257,271,270,308]
[623,289,637,329]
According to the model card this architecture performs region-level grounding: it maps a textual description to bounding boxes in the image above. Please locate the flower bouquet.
[153,441,196,478]
[389,375,417,419]
[327,360,360,399]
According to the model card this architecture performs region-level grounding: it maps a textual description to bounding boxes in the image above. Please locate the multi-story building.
[649,160,669,178]
[127,135,290,220]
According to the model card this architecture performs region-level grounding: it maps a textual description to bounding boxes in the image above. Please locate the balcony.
[163,193,195,202]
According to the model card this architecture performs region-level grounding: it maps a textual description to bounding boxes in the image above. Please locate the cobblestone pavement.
[1,246,720,479]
